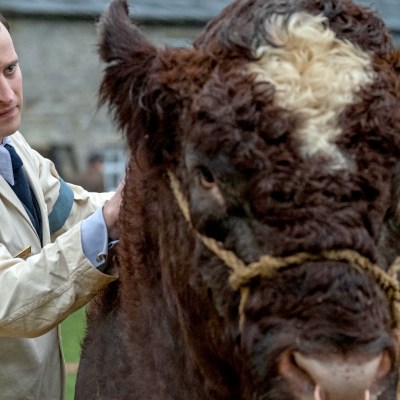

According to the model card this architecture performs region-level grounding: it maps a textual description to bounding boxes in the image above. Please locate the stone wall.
[9,18,200,181]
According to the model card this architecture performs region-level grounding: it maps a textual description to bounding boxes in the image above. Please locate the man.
[0,14,123,399]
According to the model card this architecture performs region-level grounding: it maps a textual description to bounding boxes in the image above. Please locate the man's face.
[0,22,22,139]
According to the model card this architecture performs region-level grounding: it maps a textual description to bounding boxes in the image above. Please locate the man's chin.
[0,131,17,140]
[0,122,20,139]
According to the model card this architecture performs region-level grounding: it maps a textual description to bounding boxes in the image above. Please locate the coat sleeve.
[0,132,117,338]
[0,224,115,338]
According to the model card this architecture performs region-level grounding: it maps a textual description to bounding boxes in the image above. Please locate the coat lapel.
[10,135,50,245]
[0,175,41,244]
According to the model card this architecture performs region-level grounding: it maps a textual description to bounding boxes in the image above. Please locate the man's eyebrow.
[3,58,19,68]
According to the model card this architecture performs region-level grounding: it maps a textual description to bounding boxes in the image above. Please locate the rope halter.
[167,170,400,330]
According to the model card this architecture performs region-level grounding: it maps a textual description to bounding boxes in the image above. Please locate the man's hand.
[102,179,125,240]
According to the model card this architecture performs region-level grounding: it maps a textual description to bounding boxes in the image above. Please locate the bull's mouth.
[278,349,392,400]
[313,385,371,400]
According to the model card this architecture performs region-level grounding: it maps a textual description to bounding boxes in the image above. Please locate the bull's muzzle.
[279,351,392,400]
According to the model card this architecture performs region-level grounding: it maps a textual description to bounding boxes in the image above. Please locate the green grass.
[65,373,77,400]
[61,307,87,400]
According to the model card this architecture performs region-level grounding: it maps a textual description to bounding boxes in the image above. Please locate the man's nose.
[0,75,14,104]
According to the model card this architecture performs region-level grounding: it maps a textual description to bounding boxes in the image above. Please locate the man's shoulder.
[9,131,36,154]
[9,131,42,168]
[9,131,29,147]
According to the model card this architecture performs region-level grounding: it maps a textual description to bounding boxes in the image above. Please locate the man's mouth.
[0,107,16,118]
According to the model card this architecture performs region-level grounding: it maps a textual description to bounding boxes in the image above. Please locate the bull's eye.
[199,166,215,189]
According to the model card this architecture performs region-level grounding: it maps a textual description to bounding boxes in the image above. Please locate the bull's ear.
[98,0,157,115]
[98,0,157,62]
[98,0,169,167]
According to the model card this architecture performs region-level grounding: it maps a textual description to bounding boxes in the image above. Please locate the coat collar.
[0,136,14,185]
[0,134,42,246]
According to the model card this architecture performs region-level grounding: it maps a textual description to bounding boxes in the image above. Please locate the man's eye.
[5,64,17,75]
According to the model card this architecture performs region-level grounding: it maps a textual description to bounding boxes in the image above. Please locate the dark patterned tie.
[4,144,43,244]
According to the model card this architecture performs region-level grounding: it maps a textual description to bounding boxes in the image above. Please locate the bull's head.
[98,0,400,398]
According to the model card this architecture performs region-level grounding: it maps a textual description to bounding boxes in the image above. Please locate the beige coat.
[0,131,116,399]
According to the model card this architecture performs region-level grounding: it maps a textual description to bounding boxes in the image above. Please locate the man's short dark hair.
[0,14,10,32]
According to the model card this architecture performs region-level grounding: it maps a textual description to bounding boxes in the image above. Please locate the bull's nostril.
[375,350,391,381]
[277,350,316,395]
[314,385,322,400]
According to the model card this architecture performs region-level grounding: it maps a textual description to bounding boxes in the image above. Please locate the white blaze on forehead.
[248,12,375,170]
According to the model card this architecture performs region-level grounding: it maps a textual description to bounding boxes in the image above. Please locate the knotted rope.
[168,170,400,329]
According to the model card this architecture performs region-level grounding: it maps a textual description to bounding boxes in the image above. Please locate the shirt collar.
[0,136,15,185]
